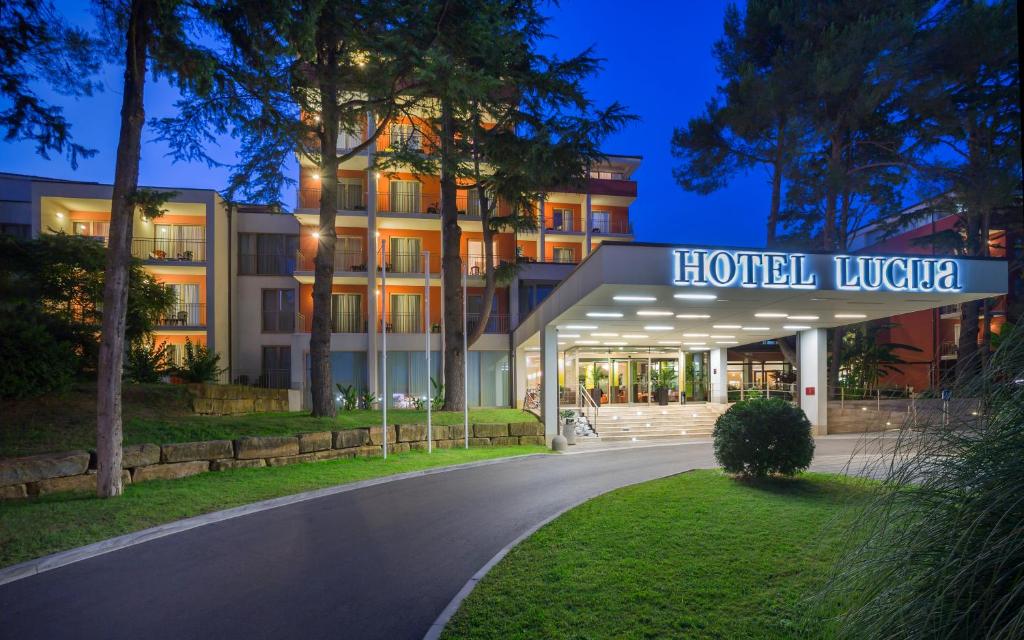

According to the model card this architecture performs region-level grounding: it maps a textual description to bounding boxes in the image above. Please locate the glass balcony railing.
[157,302,206,328]
[132,238,206,262]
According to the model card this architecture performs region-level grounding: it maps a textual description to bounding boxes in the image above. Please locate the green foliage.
[651,366,677,392]
[123,338,170,384]
[335,384,359,411]
[359,389,377,411]
[826,323,1024,639]
[713,399,814,478]
[0,233,174,382]
[0,307,77,399]
[430,377,445,411]
[839,322,921,390]
[174,338,224,383]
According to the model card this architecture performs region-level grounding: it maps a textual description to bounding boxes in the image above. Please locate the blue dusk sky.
[0,0,777,247]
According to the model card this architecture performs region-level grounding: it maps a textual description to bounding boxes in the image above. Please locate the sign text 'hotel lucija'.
[672,248,962,293]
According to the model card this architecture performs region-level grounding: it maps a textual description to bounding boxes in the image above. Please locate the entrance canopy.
[514,242,1006,350]
[514,242,1007,443]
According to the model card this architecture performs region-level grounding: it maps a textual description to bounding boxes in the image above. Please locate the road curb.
[0,452,552,587]
[422,469,696,640]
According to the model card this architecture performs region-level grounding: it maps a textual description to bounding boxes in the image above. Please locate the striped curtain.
[390,294,421,333]
[390,237,421,273]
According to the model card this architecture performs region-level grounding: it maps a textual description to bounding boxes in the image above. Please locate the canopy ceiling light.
[754,312,788,318]
[636,310,674,316]
[613,295,657,302]
[673,293,717,300]
[587,312,623,318]
[676,314,711,319]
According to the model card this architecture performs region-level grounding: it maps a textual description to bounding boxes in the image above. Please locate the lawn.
[0,446,547,569]
[442,469,873,640]
[0,383,535,457]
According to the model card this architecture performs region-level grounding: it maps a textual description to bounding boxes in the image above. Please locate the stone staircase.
[589,403,729,442]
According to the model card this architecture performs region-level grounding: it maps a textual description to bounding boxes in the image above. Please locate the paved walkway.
[0,435,892,640]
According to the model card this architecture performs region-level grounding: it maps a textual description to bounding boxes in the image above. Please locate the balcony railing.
[467,313,509,334]
[299,311,367,333]
[157,302,206,328]
[133,238,206,262]
[545,216,579,232]
[591,218,632,235]
[215,369,293,389]
[381,312,423,334]
[295,249,367,273]
[297,187,367,211]
[463,253,516,276]
[940,341,958,358]
[939,303,960,317]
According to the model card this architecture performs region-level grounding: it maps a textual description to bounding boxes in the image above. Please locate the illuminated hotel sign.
[673,249,962,293]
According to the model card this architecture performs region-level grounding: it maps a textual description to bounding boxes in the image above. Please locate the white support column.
[584,192,593,256]
[798,329,828,435]
[365,111,379,396]
[710,348,729,404]
[540,324,559,445]
[514,345,528,409]
[537,195,546,262]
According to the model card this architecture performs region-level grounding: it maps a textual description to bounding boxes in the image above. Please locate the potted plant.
[559,409,577,445]
[652,367,676,406]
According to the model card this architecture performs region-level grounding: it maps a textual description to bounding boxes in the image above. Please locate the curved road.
[0,437,886,640]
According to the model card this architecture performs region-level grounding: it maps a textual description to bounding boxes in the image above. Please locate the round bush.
[713,398,815,477]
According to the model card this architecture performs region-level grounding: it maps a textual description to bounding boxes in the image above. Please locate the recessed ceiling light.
[742,326,770,331]
[787,315,819,320]
[613,295,656,302]
[835,313,867,319]
[591,332,619,337]
[622,334,648,339]
[682,333,708,337]
[713,324,742,330]
[587,312,623,318]
[710,335,734,339]
[644,325,675,331]
[754,312,788,318]
[603,341,627,346]
[559,333,580,338]
[673,293,717,300]
[575,340,599,345]
[657,340,681,345]
[689,346,710,351]
[783,325,811,330]
[715,341,738,344]
[558,341,566,345]
[637,310,674,316]
[676,314,711,319]
[565,324,598,330]
[682,341,706,346]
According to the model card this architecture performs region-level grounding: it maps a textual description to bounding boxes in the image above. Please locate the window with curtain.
[552,247,575,263]
[389,123,420,150]
[261,289,295,333]
[390,294,421,333]
[168,283,201,325]
[338,178,363,210]
[592,210,610,233]
[331,293,362,332]
[154,224,206,261]
[336,236,363,271]
[238,233,299,274]
[389,180,421,213]
[551,208,574,231]
[390,237,421,273]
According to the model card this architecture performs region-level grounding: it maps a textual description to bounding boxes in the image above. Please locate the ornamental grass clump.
[712,398,815,478]
[825,323,1024,639]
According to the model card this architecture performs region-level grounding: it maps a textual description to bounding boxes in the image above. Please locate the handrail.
[578,383,599,436]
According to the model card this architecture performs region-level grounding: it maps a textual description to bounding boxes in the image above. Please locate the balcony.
[381,312,425,334]
[298,188,367,211]
[132,238,206,263]
[544,215,580,233]
[939,303,960,318]
[467,313,509,334]
[156,302,206,328]
[295,249,367,273]
[298,311,368,333]
[590,218,632,235]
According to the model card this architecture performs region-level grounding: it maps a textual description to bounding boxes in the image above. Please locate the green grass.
[443,469,874,640]
[0,383,535,457]
[0,446,546,568]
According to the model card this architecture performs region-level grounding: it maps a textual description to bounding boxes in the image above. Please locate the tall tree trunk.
[822,134,842,251]
[828,326,843,400]
[309,46,340,418]
[766,122,786,248]
[467,186,496,346]
[440,97,465,410]
[957,208,983,381]
[96,0,148,498]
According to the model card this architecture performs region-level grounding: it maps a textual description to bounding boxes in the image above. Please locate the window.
[72,220,109,242]
[389,294,421,333]
[589,170,624,180]
[466,239,498,275]
[153,224,205,261]
[389,236,421,273]
[389,123,420,150]
[168,283,202,326]
[389,180,421,213]
[550,208,575,231]
[261,289,295,333]
[238,233,299,274]
[338,178,363,210]
[261,346,291,388]
[0,223,30,239]
[591,210,610,234]
[336,236,363,270]
[552,247,575,263]
[331,293,362,332]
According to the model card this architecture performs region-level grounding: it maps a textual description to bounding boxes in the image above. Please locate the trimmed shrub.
[713,398,814,477]
[0,309,77,398]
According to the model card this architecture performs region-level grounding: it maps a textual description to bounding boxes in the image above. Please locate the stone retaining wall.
[0,421,544,500]
[187,384,297,415]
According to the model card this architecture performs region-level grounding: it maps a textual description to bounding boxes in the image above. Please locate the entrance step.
[565,403,730,442]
